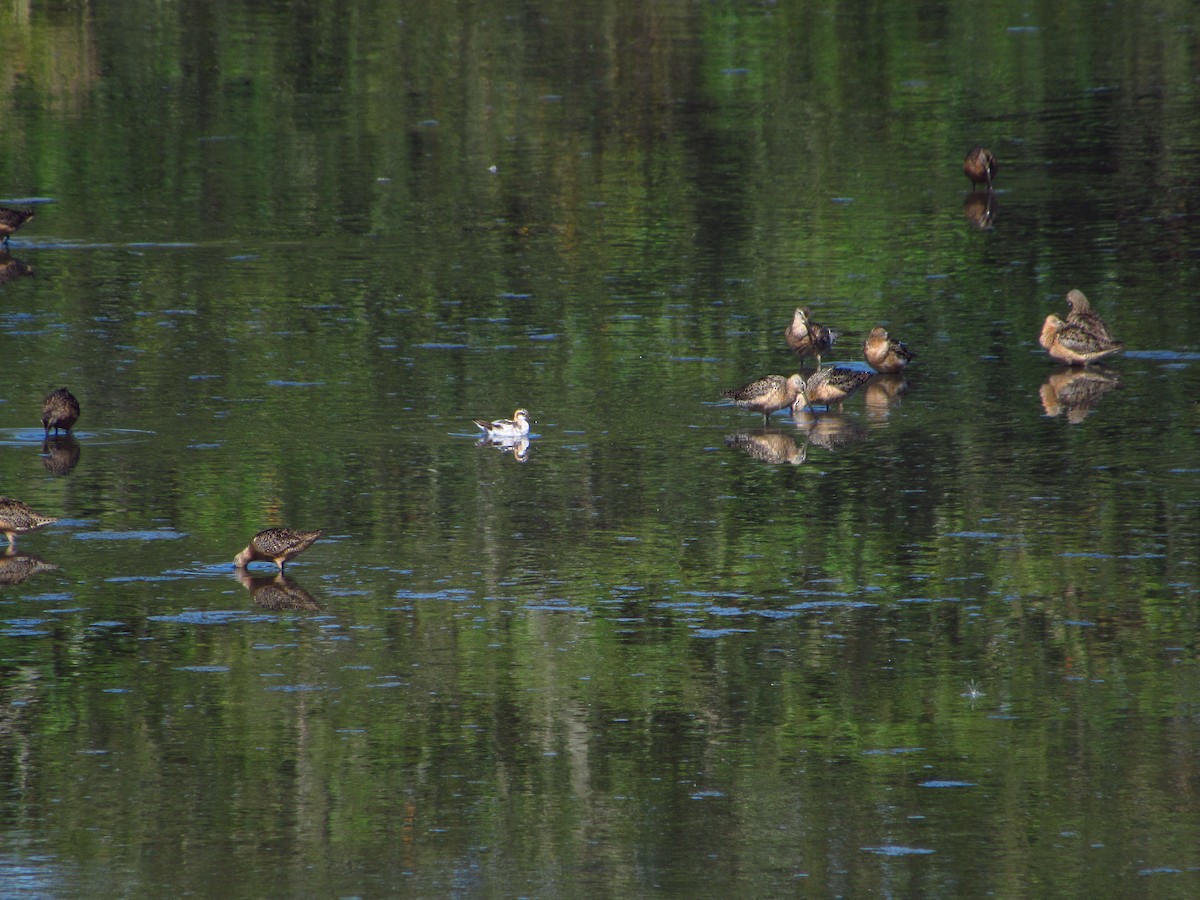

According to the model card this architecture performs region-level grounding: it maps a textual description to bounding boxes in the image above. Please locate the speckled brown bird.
[721,374,807,425]
[0,207,35,243]
[793,367,874,413]
[863,326,915,374]
[1064,289,1114,343]
[41,387,80,437]
[1039,315,1123,366]
[234,527,323,571]
[963,147,997,189]
[0,498,59,546]
[784,307,838,369]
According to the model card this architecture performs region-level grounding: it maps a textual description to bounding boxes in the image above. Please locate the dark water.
[2,1,1200,896]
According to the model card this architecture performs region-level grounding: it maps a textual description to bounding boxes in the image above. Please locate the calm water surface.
[2,1,1199,896]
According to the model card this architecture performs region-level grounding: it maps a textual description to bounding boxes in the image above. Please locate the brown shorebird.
[1064,289,1115,342]
[0,498,59,546]
[784,307,837,369]
[41,387,80,437]
[0,207,35,244]
[721,374,806,425]
[793,367,874,414]
[863,326,915,374]
[1039,315,1124,366]
[963,147,997,189]
[234,527,324,572]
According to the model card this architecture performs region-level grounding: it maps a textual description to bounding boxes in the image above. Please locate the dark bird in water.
[0,207,35,244]
[863,326,915,374]
[963,146,997,189]
[721,373,806,425]
[1064,289,1115,342]
[0,498,59,546]
[793,367,874,413]
[0,252,34,283]
[473,408,531,441]
[785,307,837,369]
[1039,315,1124,366]
[234,527,323,572]
[41,387,80,437]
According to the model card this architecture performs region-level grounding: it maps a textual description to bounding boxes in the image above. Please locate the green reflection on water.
[2,0,1199,896]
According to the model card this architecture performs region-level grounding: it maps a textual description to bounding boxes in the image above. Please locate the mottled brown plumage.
[784,307,838,369]
[1039,315,1123,366]
[41,387,80,437]
[793,367,874,413]
[863,326,915,374]
[234,527,323,571]
[721,373,807,424]
[0,207,35,242]
[0,498,59,546]
[963,147,997,189]
[1064,289,1114,343]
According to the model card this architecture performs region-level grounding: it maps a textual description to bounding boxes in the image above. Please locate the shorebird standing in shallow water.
[785,307,837,370]
[1064,289,1115,342]
[1039,315,1124,366]
[792,367,874,414]
[0,207,35,244]
[41,387,80,437]
[234,527,323,572]
[473,409,531,441]
[721,374,806,425]
[863,326,915,374]
[0,498,58,546]
[963,146,997,190]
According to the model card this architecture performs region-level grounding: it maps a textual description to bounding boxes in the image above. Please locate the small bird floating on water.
[785,307,837,369]
[41,387,80,437]
[473,408,531,441]
[234,527,323,572]
[721,374,806,425]
[963,146,997,190]
[0,207,35,244]
[1064,289,1114,342]
[0,498,59,546]
[1038,315,1124,366]
[863,326,915,374]
[793,366,874,413]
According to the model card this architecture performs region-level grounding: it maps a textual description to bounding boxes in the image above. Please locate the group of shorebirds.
[0,149,1126,563]
[2,384,324,573]
[720,147,1125,427]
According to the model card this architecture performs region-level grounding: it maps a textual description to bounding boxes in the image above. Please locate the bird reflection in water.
[863,374,910,422]
[0,252,34,283]
[725,430,807,465]
[41,436,81,476]
[793,410,869,452]
[0,548,59,587]
[478,434,530,462]
[237,570,321,611]
[1039,366,1122,423]
[963,191,996,230]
